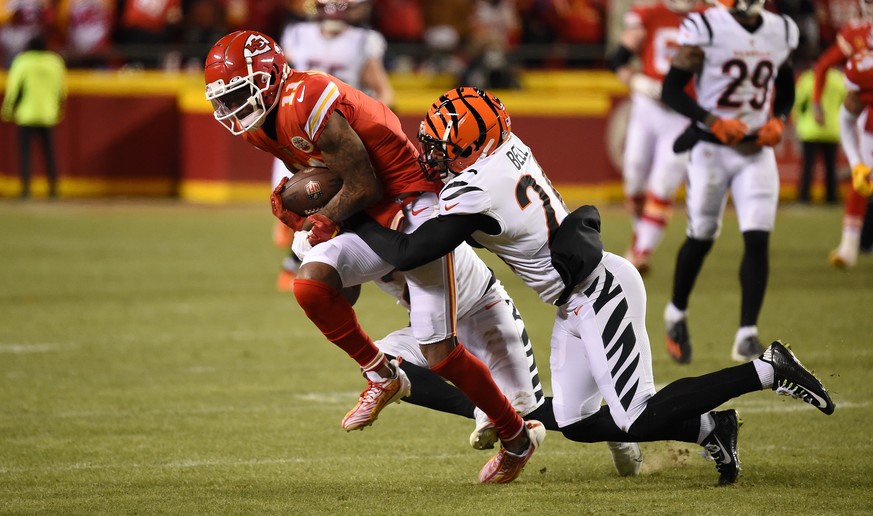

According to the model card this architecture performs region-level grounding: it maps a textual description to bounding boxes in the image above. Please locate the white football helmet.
[706,0,766,17]
[665,0,697,13]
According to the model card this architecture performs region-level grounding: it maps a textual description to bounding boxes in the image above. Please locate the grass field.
[1,199,872,515]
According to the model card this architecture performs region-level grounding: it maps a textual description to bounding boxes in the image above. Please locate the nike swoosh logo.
[410,207,428,216]
[484,300,502,310]
[296,86,305,103]
[444,202,460,211]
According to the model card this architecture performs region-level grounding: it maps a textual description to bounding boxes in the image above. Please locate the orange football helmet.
[418,87,512,180]
[204,31,289,135]
[705,0,765,16]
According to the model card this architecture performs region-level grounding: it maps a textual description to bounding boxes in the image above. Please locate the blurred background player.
[206,31,542,484]
[793,65,845,205]
[814,0,873,268]
[837,49,873,200]
[271,0,395,291]
[1,34,67,199]
[661,0,798,363]
[607,0,698,274]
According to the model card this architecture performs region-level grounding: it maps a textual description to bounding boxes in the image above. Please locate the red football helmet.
[204,31,289,135]
[418,87,511,180]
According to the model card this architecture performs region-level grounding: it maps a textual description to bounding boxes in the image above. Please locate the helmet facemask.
[417,87,511,181]
[206,68,277,134]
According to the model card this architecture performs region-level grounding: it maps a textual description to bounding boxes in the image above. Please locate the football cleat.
[470,407,498,450]
[701,409,741,486]
[341,359,411,431]
[760,341,835,415]
[665,317,692,364]
[829,246,858,269]
[478,420,545,484]
[731,334,764,362]
[607,441,643,477]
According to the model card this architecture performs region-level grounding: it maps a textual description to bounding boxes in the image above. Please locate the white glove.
[630,73,662,100]
[291,230,313,261]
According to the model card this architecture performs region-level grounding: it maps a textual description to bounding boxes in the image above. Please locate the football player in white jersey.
[351,87,835,485]
[607,0,698,274]
[370,243,643,476]
[660,0,798,363]
[272,0,394,291]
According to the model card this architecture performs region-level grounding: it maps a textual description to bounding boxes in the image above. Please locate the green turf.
[1,199,871,515]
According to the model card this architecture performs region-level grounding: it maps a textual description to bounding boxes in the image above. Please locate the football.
[280,167,343,217]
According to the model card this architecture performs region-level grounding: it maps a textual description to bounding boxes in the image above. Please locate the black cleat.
[760,341,835,415]
[666,318,692,364]
[702,409,741,486]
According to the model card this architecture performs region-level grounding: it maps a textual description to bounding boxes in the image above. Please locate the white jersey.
[280,21,386,91]
[678,8,798,131]
[437,134,570,304]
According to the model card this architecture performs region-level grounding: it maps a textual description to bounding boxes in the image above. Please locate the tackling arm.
[352,213,497,271]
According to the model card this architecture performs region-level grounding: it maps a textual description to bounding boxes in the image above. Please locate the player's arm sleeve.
[662,13,711,123]
[351,213,494,271]
[772,62,796,121]
[813,43,847,104]
[662,61,710,123]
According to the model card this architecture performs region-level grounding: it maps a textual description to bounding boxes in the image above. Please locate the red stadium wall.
[0,71,811,203]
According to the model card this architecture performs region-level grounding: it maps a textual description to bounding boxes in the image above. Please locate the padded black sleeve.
[772,63,796,120]
[606,45,634,72]
[350,213,498,271]
[662,66,711,123]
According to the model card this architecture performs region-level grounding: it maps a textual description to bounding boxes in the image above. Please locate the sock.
[740,231,769,327]
[627,363,761,439]
[697,412,716,444]
[671,238,713,310]
[752,358,774,389]
[293,278,381,369]
[395,357,476,418]
[525,397,559,431]
[431,343,523,442]
[664,302,687,324]
[634,193,672,254]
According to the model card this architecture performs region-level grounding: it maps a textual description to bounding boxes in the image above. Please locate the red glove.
[710,118,748,146]
[270,177,305,231]
[756,118,784,147]
[307,213,340,245]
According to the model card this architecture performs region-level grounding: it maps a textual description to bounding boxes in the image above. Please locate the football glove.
[710,118,748,146]
[307,213,340,245]
[291,230,312,261]
[852,163,873,197]
[270,177,305,231]
[756,118,784,147]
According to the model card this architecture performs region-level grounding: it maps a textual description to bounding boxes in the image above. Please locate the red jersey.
[814,19,873,103]
[244,71,439,225]
[625,2,695,80]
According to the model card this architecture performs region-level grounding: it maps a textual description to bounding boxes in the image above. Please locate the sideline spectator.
[460,0,521,89]
[793,67,845,204]
[1,35,66,198]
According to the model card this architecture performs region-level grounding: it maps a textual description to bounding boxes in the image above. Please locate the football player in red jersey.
[813,0,873,268]
[608,0,699,274]
[838,50,873,197]
[203,31,542,484]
